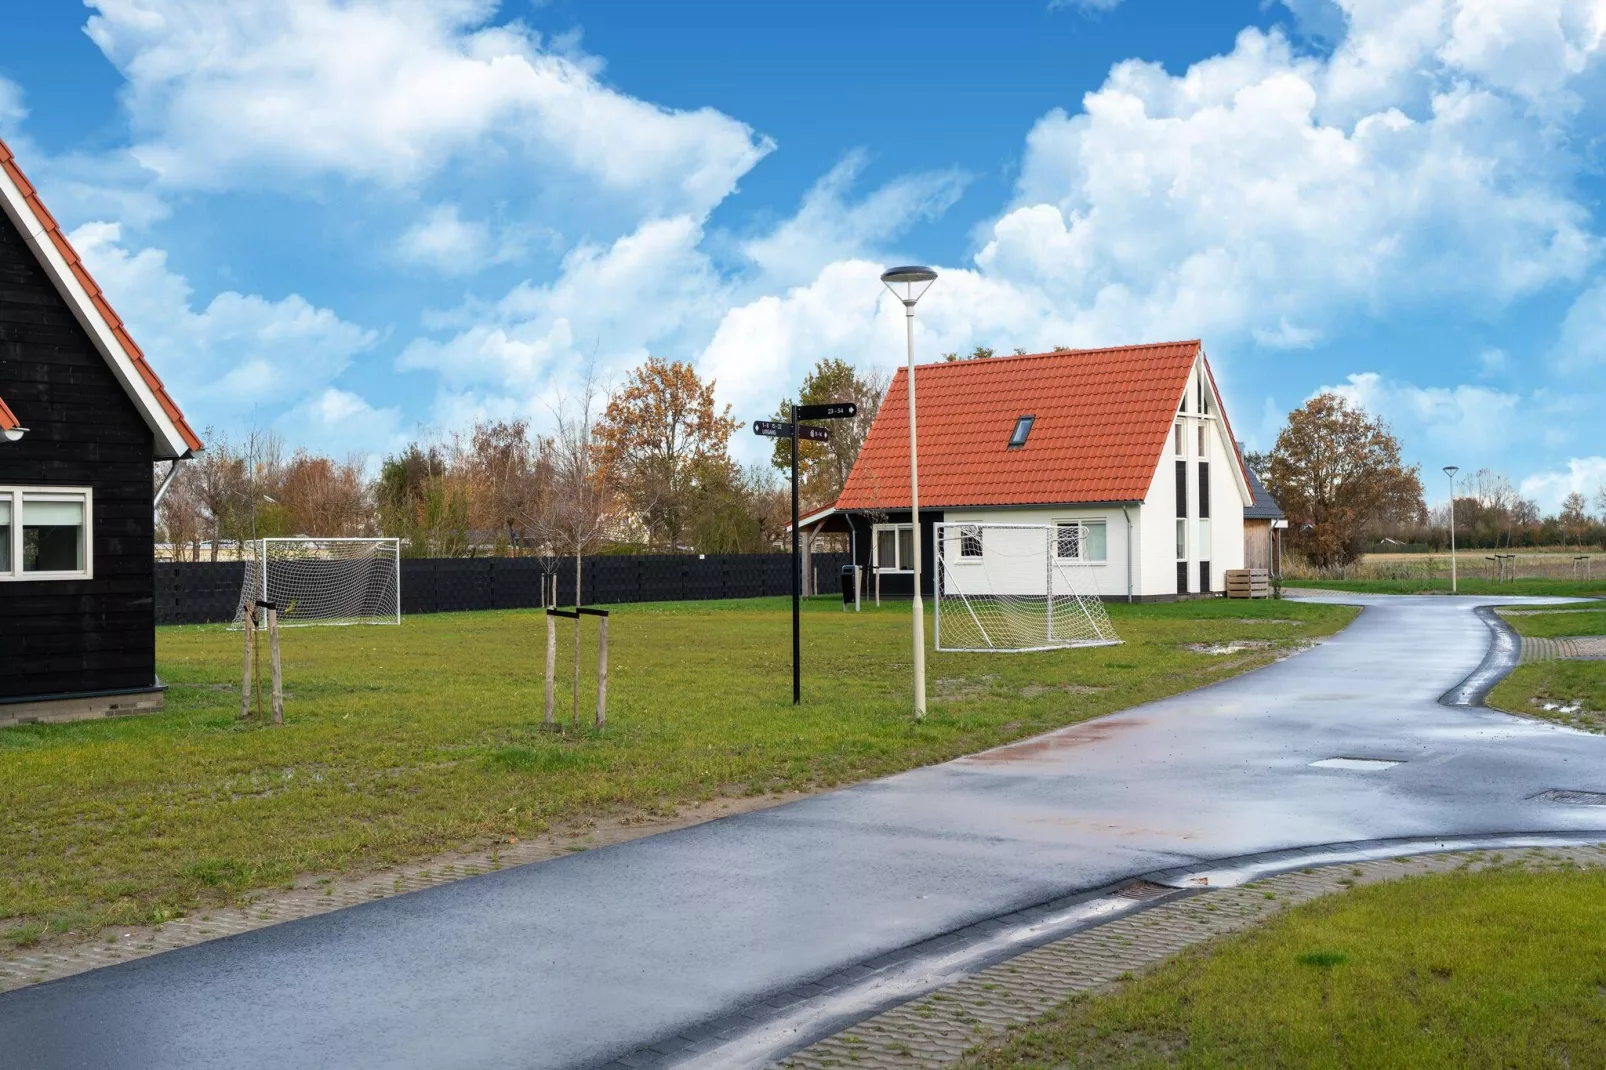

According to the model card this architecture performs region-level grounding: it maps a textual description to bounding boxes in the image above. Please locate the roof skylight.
[1008,415,1035,448]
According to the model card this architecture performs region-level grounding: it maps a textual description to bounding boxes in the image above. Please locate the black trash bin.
[840,564,857,607]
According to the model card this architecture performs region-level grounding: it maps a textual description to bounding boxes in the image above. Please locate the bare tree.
[532,368,620,608]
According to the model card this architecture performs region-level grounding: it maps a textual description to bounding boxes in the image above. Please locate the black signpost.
[754,400,858,704]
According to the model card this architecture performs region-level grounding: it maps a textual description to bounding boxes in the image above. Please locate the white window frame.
[958,525,984,559]
[1054,519,1108,564]
[872,522,916,573]
[0,485,94,581]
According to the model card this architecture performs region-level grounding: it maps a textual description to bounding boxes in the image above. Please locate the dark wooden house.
[0,137,203,726]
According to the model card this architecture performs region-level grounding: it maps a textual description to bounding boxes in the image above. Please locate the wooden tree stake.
[267,605,284,725]
[239,605,255,720]
[544,610,557,727]
[594,614,609,729]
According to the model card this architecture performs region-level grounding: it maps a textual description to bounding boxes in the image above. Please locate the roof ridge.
[909,339,1201,371]
[0,136,202,455]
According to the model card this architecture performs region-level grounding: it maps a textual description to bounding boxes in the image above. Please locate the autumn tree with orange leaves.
[1266,393,1425,568]
[594,357,740,549]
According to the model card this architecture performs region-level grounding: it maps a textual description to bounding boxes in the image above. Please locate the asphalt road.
[5,595,1606,1069]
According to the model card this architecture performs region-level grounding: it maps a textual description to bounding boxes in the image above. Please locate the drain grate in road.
[1532,789,1606,806]
[1310,757,1402,771]
[1109,880,1175,901]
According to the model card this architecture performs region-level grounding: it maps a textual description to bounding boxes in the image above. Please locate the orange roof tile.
[0,394,19,432]
[836,341,1244,510]
[0,137,202,454]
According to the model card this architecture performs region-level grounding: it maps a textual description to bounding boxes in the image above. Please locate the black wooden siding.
[154,553,855,625]
[0,207,158,700]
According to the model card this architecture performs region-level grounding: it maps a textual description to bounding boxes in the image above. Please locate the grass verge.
[0,596,1354,941]
[965,865,1606,1069]
[1489,606,1606,732]
[1284,576,1606,598]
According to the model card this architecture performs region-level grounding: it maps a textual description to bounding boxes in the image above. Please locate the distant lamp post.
[1443,466,1459,594]
[881,265,938,720]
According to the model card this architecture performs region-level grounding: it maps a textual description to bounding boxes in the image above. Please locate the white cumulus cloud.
[1519,456,1606,512]
[70,221,380,432]
[85,0,772,217]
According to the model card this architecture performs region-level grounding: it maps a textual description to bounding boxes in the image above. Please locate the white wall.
[936,353,1252,600]
[1135,356,1251,596]
[940,506,1137,600]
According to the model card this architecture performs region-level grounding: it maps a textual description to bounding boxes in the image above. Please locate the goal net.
[934,523,1120,652]
[233,538,401,628]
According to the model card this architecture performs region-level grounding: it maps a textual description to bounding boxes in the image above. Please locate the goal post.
[232,537,401,628]
[934,522,1120,652]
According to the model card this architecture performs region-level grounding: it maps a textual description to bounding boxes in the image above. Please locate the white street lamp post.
[881,266,937,719]
[1443,465,1459,594]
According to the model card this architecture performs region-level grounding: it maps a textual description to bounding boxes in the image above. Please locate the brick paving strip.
[0,792,801,993]
[1521,635,1606,663]
[770,843,1606,1070]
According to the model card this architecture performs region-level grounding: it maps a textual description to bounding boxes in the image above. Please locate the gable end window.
[1008,415,1035,449]
[0,487,93,581]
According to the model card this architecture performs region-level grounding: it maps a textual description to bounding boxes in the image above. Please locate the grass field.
[1284,576,1606,598]
[0,596,1355,944]
[1490,606,1606,732]
[966,865,1606,1069]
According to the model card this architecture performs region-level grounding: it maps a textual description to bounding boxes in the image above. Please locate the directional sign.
[794,402,857,421]
[754,420,830,442]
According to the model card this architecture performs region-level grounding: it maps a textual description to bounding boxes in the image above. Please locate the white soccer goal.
[233,538,401,628]
[934,522,1121,652]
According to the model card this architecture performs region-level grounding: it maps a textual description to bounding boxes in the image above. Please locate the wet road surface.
[5,595,1606,1069]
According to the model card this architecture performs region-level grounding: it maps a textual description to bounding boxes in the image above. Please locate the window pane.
[1057,523,1080,559]
[1009,416,1035,448]
[23,497,85,572]
[1197,424,1206,457]
[1199,519,1210,559]
[898,526,914,571]
[1176,518,1186,560]
[1085,521,1107,562]
[1174,424,1183,456]
[960,527,982,558]
[877,529,896,569]
[0,496,9,573]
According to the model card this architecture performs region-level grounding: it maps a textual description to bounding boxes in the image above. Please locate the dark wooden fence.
[155,553,854,625]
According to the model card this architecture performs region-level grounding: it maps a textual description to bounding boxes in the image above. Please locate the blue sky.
[3,0,1605,509]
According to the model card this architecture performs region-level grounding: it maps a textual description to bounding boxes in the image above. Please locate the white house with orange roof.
[810,341,1255,602]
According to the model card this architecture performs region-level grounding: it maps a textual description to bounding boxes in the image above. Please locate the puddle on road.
[1309,757,1402,771]
[963,718,1148,763]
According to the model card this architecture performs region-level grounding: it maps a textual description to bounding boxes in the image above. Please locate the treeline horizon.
[156,356,1606,564]
[155,356,886,562]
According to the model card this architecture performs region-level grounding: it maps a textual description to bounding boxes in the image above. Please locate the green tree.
[770,358,888,509]
[377,445,470,556]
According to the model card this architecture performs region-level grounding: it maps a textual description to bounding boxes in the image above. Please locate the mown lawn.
[1490,606,1606,733]
[966,865,1606,1069]
[0,596,1354,940]
[1285,576,1606,598]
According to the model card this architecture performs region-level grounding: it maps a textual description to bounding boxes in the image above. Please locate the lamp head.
[2,427,25,443]
[881,265,937,306]
[1443,465,1459,478]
